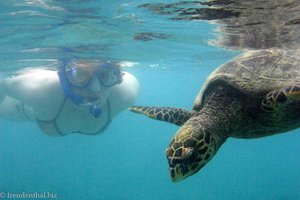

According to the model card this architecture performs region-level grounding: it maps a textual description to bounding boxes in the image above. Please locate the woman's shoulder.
[109,72,139,117]
[112,72,139,98]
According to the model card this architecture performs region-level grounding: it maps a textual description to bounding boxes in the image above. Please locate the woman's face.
[67,61,123,106]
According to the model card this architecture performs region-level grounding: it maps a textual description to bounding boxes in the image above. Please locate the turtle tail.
[129,106,195,126]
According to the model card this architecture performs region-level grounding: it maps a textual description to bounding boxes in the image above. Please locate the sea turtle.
[130,48,300,182]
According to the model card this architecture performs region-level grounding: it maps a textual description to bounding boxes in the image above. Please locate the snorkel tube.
[58,63,83,105]
[89,104,102,118]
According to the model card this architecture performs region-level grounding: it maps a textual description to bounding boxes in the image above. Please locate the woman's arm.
[0,69,65,119]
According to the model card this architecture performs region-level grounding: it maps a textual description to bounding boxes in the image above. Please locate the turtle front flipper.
[261,84,300,112]
[130,106,195,126]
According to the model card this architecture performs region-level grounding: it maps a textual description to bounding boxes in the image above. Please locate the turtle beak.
[168,157,193,182]
[169,167,187,182]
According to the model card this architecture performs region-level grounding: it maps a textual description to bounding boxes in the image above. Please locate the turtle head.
[166,121,225,182]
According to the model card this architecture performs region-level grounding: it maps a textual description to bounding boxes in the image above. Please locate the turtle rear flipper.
[283,84,300,100]
[130,106,195,126]
[261,84,300,112]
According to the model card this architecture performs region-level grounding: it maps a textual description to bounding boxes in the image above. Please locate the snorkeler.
[0,60,139,136]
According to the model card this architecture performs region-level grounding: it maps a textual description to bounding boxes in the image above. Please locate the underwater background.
[0,0,300,199]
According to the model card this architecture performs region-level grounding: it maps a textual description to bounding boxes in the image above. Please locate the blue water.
[1,1,300,200]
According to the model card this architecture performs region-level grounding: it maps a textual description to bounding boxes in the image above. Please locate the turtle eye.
[182,148,194,159]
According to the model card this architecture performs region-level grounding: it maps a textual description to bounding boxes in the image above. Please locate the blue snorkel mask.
[58,60,123,118]
[67,62,123,89]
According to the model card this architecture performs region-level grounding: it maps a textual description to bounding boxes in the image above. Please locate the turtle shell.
[193,48,300,111]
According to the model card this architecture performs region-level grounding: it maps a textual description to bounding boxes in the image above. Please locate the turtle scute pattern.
[193,49,300,111]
